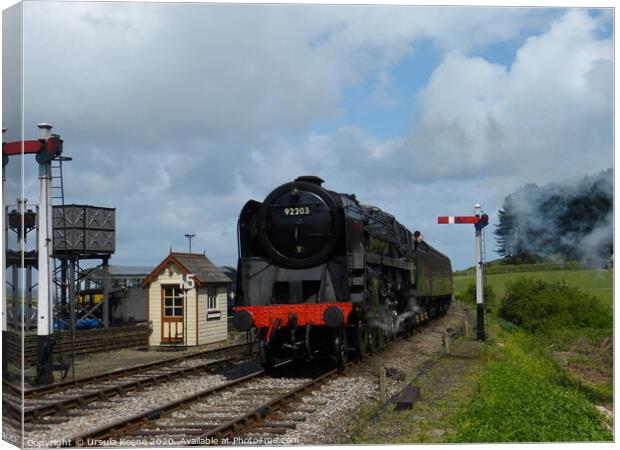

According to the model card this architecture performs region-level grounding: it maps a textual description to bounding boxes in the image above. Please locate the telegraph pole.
[438,205,489,341]
[184,233,196,253]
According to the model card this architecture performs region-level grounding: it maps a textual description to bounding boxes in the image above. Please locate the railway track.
[60,323,435,447]
[2,343,253,427]
[64,362,336,447]
[12,311,454,447]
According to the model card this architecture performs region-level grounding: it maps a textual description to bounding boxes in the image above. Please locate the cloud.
[403,9,612,183]
[4,4,611,270]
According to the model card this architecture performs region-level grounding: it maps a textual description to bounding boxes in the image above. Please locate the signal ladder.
[50,155,74,378]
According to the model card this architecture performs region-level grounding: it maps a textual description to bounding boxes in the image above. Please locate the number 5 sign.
[180,273,195,290]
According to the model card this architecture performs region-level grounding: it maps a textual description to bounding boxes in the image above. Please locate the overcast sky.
[2,1,614,270]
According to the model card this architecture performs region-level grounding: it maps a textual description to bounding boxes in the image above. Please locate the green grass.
[451,270,613,442]
[351,267,613,443]
[448,321,612,442]
[454,260,582,276]
[453,269,612,309]
[454,270,613,404]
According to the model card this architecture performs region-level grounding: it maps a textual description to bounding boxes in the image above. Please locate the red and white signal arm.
[438,214,489,227]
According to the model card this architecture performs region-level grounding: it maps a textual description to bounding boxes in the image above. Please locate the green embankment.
[349,264,613,443]
[453,269,612,309]
[448,319,612,442]
[450,265,613,441]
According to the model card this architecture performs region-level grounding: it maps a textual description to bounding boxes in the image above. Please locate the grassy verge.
[448,319,612,442]
[349,270,613,443]
[349,316,612,444]
[348,336,484,444]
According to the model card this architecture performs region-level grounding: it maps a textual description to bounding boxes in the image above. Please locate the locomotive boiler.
[232,176,453,368]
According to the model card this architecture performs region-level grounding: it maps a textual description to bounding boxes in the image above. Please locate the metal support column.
[12,198,27,331]
[68,259,76,380]
[102,257,110,328]
[11,261,18,330]
[25,267,33,330]
[60,259,68,318]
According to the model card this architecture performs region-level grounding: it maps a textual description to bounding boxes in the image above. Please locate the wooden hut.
[142,252,231,347]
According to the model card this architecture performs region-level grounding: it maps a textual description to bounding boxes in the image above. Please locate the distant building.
[80,265,153,324]
[142,252,231,347]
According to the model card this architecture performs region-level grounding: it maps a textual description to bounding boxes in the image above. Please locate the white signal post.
[36,123,55,384]
[473,204,485,341]
[2,123,63,385]
[438,204,489,341]
[2,129,6,336]
[2,128,6,376]
[37,123,54,336]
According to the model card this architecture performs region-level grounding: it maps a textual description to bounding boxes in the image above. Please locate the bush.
[456,283,497,310]
[498,278,612,332]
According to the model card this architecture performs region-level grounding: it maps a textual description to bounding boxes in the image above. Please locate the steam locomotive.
[232,176,453,368]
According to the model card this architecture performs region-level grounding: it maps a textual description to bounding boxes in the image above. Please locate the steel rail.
[53,306,451,446]
[4,354,246,424]
[62,368,267,447]
[194,367,339,443]
[5,342,251,399]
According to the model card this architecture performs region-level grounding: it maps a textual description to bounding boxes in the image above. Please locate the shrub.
[498,278,612,332]
[456,283,497,311]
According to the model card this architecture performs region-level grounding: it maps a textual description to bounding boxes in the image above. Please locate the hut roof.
[142,252,231,288]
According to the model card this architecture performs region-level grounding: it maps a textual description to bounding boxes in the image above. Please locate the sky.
[1,1,614,271]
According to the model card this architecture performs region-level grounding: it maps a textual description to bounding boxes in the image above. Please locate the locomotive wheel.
[333,327,348,368]
[356,325,369,356]
[386,321,395,342]
[376,327,386,349]
[368,327,381,352]
[258,336,275,371]
[367,327,378,352]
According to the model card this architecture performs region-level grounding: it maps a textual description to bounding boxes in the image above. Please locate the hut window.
[163,285,183,317]
[207,287,217,309]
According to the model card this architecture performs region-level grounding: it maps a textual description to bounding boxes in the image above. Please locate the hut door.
[161,285,184,343]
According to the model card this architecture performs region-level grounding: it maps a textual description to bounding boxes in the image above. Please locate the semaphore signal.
[438,204,489,341]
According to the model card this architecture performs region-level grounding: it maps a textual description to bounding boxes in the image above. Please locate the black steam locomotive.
[232,176,453,368]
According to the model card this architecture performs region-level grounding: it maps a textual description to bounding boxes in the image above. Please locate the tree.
[494,169,612,262]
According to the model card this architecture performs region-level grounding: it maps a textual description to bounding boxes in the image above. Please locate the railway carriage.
[232,176,453,368]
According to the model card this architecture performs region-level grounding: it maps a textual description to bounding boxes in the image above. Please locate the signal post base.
[476,304,486,341]
[35,335,54,386]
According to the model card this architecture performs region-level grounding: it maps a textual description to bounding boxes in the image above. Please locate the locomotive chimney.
[295,175,324,186]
